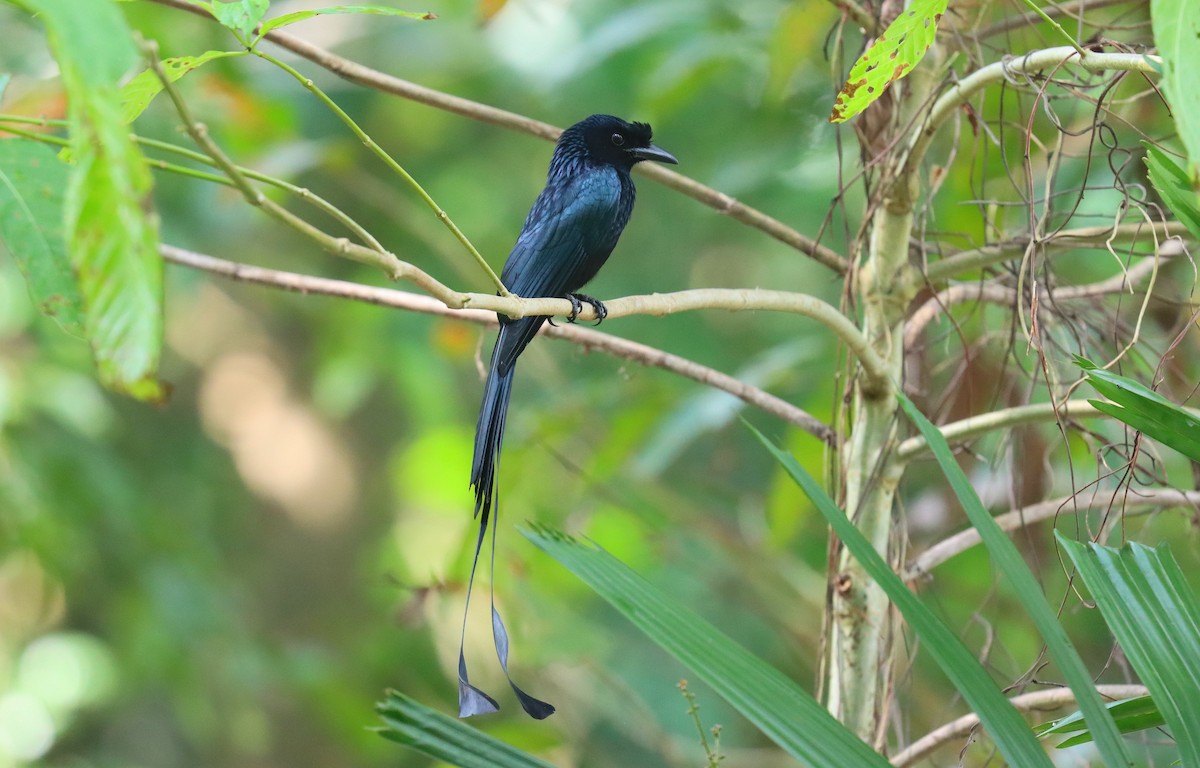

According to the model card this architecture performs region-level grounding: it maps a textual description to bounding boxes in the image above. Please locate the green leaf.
[896,394,1131,765]
[1144,142,1200,240]
[1076,355,1200,462]
[254,5,436,43]
[1036,695,1164,748]
[120,51,245,124]
[376,691,556,768]
[211,0,270,38]
[749,424,1055,767]
[830,0,947,123]
[1057,536,1200,763]
[1151,0,1200,177]
[522,524,890,768]
[0,140,85,336]
[21,0,165,401]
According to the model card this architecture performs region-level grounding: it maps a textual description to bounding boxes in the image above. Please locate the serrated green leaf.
[522,524,890,767]
[1057,537,1200,763]
[1151,0,1200,177]
[830,0,947,123]
[1143,142,1200,241]
[21,0,165,401]
[376,691,556,768]
[0,139,85,335]
[211,0,270,37]
[896,395,1131,765]
[120,50,245,124]
[254,5,435,44]
[749,424,1056,767]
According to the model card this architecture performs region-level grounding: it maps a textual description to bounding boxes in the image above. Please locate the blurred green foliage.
[0,0,1197,766]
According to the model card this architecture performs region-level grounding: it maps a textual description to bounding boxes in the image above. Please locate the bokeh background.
[1,0,1195,766]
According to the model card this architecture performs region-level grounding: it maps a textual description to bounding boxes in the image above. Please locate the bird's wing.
[500,169,623,299]
[492,171,623,375]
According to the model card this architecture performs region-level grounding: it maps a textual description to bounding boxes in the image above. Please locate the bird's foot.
[566,293,607,325]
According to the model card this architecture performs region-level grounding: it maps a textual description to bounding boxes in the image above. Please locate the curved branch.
[906,241,1180,348]
[904,47,1162,182]
[145,0,848,275]
[924,221,1191,283]
[895,400,1102,461]
[891,685,1150,767]
[904,488,1200,579]
[159,244,833,441]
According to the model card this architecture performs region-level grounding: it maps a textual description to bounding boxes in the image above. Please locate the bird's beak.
[632,144,678,165]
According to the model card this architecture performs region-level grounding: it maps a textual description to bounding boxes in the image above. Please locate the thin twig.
[904,488,1200,579]
[891,685,1150,767]
[159,244,834,441]
[143,39,422,282]
[247,47,507,295]
[906,240,1182,347]
[903,47,1162,183]
[144,0,850,275]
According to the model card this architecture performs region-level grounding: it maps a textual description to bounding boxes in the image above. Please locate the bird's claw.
[565,293,607,325]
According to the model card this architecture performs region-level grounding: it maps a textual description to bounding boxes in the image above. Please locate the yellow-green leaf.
[120,51,245,124]
[830,0,947,123]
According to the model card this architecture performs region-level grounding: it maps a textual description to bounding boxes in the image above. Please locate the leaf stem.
[248,48,509,295]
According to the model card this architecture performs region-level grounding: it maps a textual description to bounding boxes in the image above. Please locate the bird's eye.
[610,133,625,147]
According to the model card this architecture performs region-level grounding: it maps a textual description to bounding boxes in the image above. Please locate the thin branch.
[247,48,507,294]
[903,47,1162,183]
[895,400,1102,461]
[971,0,1140,44]
[904,488,1200,579]
[891,685,1150,767]
[159,244,834,442]
[143,39,423,282]
[144,0,849,275]
[824,0,876,33]
[925,221,1190,283]
[906,240,1181,348]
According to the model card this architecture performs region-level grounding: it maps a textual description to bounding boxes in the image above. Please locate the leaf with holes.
[120,51,246,124]
[211,0,271,37]
[830,0,947,123]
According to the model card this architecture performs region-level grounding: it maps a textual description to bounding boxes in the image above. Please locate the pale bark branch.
[895,400,1102,461]
[904,47,1162,182]
[906,240,1181,348]
[924,221,1190,283]
[146,0,849,275]
[904,488,1200,579]
[159,244,833,441]
[891,684,1150,767]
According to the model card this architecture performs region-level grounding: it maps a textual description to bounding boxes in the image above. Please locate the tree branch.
[895,400,1102,461]
[923,221,1191,283]
[906,239,1181,348]
[904,47,1162,183]
[159,244,833,442]
[144,0,849,275]
[904,488,1200,579]
[891,684,1150,767]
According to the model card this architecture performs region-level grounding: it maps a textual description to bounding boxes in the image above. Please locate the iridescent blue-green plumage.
[459,115,677,719]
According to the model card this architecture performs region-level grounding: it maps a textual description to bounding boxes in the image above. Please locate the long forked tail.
[457,342,555,719]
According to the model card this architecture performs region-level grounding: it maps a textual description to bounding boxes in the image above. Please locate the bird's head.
[558,114,678,172]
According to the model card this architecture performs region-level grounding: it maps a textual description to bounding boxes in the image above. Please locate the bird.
[457,114,677,719]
